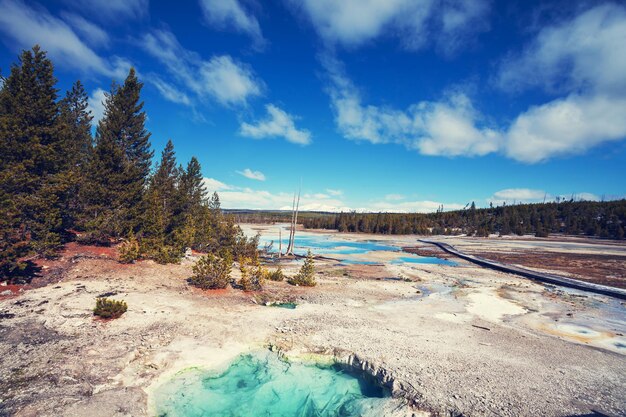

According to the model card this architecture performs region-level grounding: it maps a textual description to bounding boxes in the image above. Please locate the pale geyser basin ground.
[0,225,625,416]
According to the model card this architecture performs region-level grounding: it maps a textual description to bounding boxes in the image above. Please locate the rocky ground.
[0,233,625,417]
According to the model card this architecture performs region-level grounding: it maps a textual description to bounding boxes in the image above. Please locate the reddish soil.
[4,242,121,293]
[0,284,29,300]
[402,246,454,259]
[469,250,626,289]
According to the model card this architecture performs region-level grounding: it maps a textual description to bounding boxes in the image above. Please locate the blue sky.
[1,0,625,212]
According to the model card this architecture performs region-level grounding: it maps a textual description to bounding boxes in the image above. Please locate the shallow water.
[390,256,457,266]
[256,228,456,267]
[269,302,297,309]
[282,235,398,256]
[152,351,401,417]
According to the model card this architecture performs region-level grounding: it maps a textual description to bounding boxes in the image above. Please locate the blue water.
[288,235,399,256]
[391,256,457,266]
[258,230,456,267]
[152,352,400,417]
[269,302,297,309]
[340,260,380,265]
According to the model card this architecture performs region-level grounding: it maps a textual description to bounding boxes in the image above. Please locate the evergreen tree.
[58,80,93,230]
[0,46,65,277]
[179,157,206,212]
[177,157,207,248]
[82,68,153,239]
[80,109,128,241]
[142,140,183,262]
[288,250,316,287]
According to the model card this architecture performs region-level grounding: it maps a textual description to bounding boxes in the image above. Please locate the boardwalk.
[419,239,626,300]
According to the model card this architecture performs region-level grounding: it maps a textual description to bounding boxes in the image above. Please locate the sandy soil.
[0,231,625,417]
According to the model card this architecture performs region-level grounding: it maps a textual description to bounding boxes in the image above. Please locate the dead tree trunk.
[286,193,296,255]
[286,188,301,255]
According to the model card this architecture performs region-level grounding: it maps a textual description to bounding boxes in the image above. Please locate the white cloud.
[575,192,600,202]
[326,58,499,157]
[63,0,148,21]
[201,55,262,106]
[0,0,131,79]
[489,188,546,204]
[505,94,626,163]
[60,12,109,47]
[325,3,626,163]
[290,0,490,54]
[326,189,343,196]
[488,189,606,205]
[88,88,107,124]
[240,104,312,145]
[237,168,266,181]
[202,177,469,213]
[202,177,232,192]
[327,62,626,162]
[148,76,191,106]
[496,4,626,95]
[199,0,264,47]
[367,199,465,213]
[494,4,626,163]
[203,182,349,211]
[385,194,405,201]
[142,30,262,106]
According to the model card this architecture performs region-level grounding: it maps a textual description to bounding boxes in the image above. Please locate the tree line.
[301,200,626,239]
[0,46,257,279]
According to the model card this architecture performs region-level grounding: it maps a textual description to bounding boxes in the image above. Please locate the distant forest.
[230,200,626,240]
[0,46,257,279]
[300,200,626,239]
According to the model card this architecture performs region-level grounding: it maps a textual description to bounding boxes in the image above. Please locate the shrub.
[150,244,183,264]
[190,252,233,289]
[239,257,252,291]
[288,250,316,287]
[238,257,264,291]
[76,230,111,246]
[118,231,140,263]
[267,266,285,282]
[94,297,127,319]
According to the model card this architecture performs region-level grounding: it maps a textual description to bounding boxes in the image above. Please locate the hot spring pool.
[254,228,457,267]
[151,351,405,417]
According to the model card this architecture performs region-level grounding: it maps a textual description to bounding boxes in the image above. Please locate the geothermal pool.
[151,352,404,417]
[253,226,457,266]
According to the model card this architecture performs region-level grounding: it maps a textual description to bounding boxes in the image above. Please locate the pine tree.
[80,111,128,242]
[190,252,233,289]
[142,140,183,262]
[58,80,93,231]
[179,157,206,213]
[288,250,316,286]
[82,68,153,239]
[0,46,66,276]
[177,157,207,249]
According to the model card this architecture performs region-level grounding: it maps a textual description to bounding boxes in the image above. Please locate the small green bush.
[118,231,140,263]
[93,297,127,319]
[288,250,316,287]
[238,257,264,291]
[150,245,183,264]
[190,252,233,289]
[267,266,285,282]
